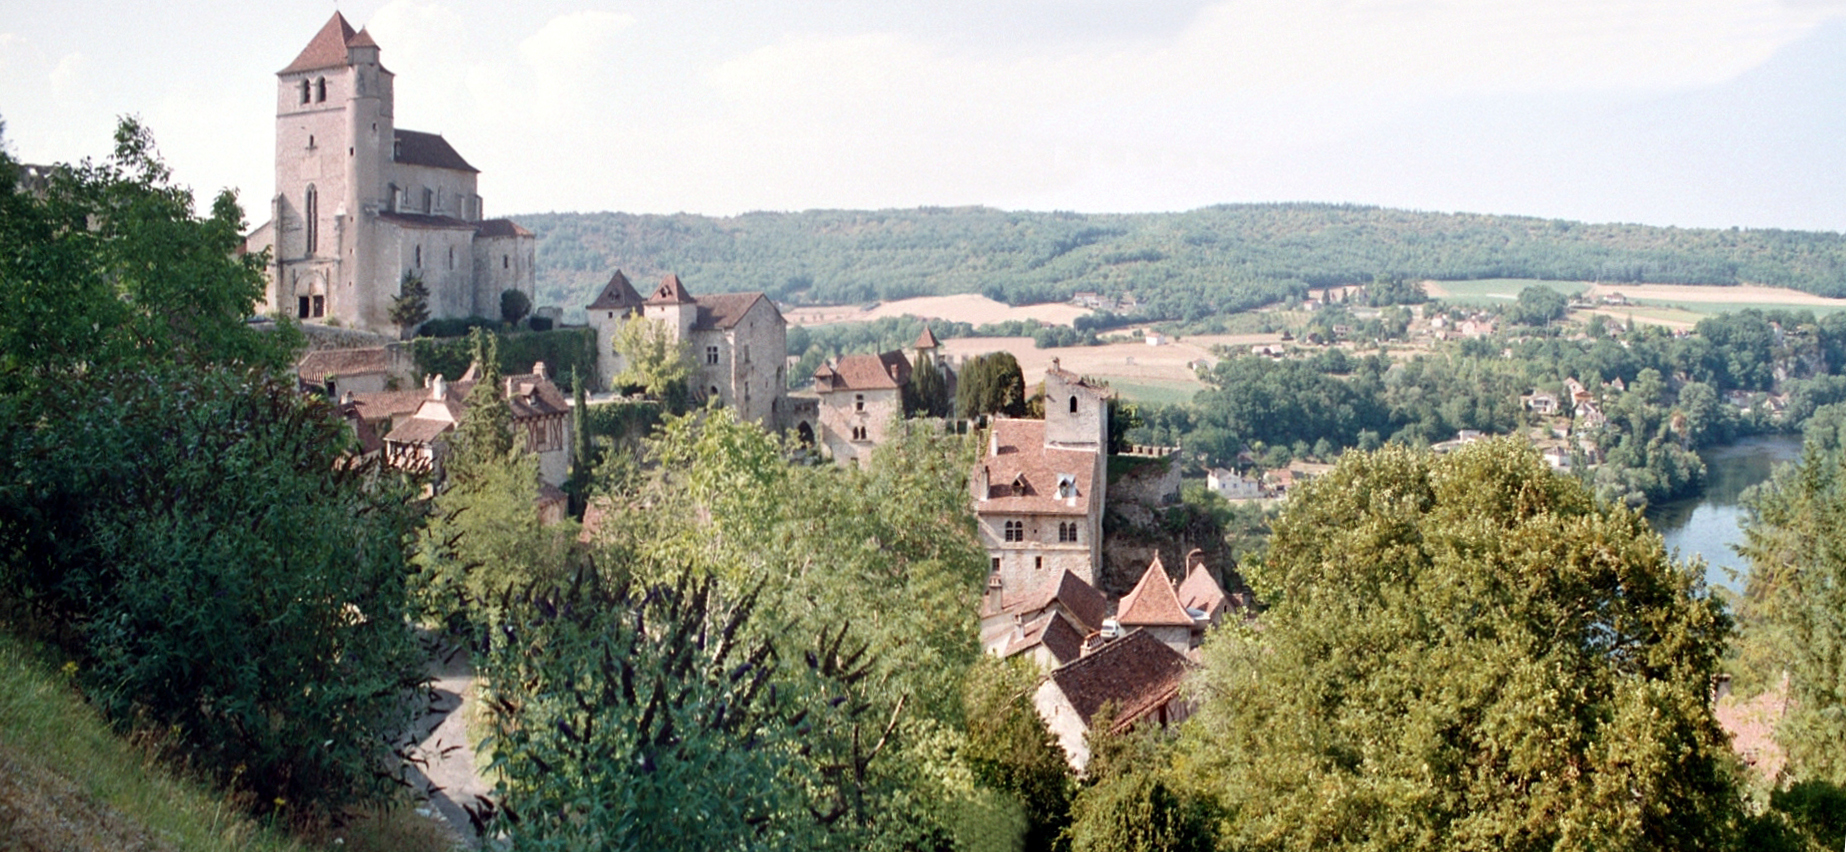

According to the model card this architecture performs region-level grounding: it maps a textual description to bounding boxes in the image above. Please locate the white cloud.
[49,51,95,102]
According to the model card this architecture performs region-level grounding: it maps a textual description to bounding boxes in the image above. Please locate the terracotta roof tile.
[346,27,379,49]
[393,130,478,173]
[297,347,389,384]
[1004,610,1085,666]
[821,351,912,391]
[348,388,430,423]
[693,292,773,331]
[588,270,644,311]
[914,325,940,349]
[1118,556,1194,627]
[282,13,358,75]
[977,418,1097,517]
[1178,563,1227,619]
[384,416,454,445]
[647,274,695,305]
[1048,629,1192,729]
[1003,568,1108,634]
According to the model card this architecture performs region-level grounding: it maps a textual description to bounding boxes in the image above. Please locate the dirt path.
[402,640,492,849]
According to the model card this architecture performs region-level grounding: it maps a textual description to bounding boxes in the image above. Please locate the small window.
[414,245,421,267]
[706,345,719,365]
[307,134,315,149]
[299,80,311,104]
[991,557,1001,573]
[315,77,326,102]
[1059,522,1079,543]
[303,185,318,254]
[447,246,454,269]
[855,394,865,412]
[710,385,720,400]
[1035,556,1043,570]
[503,254,509,269]
[1004,520,1023,542]
[387,183,398,213]
[1069,395,1078,414]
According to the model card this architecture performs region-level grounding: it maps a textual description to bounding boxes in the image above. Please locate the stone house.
[1206,467,1263,499]
[584,271,791,430]
[296,346,399,396]
[372,361,572,486]
[1033,629,1193,771]
[979,567,1110,663]
[1115,556,1198,655]
[245,14,536,334]
[973,365,1111,595]
[813,350,910,464]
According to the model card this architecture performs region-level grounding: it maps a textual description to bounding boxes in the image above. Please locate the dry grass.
[786,294,1095,328]
[935,331,1285,401]
[0,631,460,852]
[1585,282,1846,307]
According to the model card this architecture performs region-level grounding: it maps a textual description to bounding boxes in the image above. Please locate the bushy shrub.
[0,367,428,818]
[411,326,597,387]
[417,315,501,338]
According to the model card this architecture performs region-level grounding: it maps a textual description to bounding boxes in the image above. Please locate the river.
[1644,434,1806,594]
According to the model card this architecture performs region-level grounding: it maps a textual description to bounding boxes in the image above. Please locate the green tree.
[1188,440,1741,852]
[963,656,1073,851]
[389,270,430,337]
[613,315,694,408]
[907,351,954,418]
[957,351,1028,419]
[1738,444,1846,784]
[1507,285,1569,326]
[500,287,532,326]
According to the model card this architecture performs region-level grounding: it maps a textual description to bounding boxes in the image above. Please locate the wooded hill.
[520,203,1846,321]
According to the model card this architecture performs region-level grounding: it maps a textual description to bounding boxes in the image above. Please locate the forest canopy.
[518,204,1846,322]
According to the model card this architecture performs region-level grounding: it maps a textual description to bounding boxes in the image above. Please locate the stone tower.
[253,13,534,335]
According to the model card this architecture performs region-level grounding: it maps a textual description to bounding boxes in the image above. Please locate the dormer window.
[1012,472,1028,494]
[1056,474,1076,499]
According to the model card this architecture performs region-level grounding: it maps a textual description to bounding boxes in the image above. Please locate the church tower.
[271,12,395,330]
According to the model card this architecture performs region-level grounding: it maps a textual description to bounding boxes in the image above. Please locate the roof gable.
[297,347,390,383]
[282,13,359,74]
[589,270,645,311]
[1178,563,1227,617]
[1005,568,1108,634]
[475,219,532,238]
[1047,630,1191,728]
[914,325,940,350]
[648,273,696,304]
[693,292,771,331]
[1004,610,1085,666]
[823,350,912,391]
[1117,556,1194,627]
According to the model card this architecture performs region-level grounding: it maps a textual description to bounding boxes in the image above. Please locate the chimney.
[432,375,447,401]
[533,361,547,379]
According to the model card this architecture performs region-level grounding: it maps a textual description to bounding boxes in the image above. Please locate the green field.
[1098,377,1202,407]
[1428,279,1591,306]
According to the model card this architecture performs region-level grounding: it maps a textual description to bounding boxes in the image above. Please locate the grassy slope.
[0,631,304,852]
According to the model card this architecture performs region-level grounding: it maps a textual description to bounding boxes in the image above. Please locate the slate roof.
[1003,568,1108,634]
[1047,629,1192,731]
[976,418,1098,517]
[475,219,532,238]
[819,351,912,391]
[1003,610,1086,667]
[394,130,478,173]
[378,211,478,230]
[588,270,645,311]
[693,292,774,331]
[647,274,696,305]
[1178,563,1228,619]
[1117,555,1194,627]
[297,347,389,383]
[282,13,359,74]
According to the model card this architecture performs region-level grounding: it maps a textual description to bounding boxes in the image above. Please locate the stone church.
[245,13,536,334]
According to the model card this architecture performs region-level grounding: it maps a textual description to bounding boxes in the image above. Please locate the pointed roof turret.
[346,27,379,49]
[914,325,940,351]
[647,273,696,305]
[588,269,645,311]
[1117,555,1193,628]
[282,13,360,74]
[1178,562,1227,619]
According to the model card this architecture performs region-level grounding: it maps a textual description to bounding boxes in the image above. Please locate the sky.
[3,0,1845,231]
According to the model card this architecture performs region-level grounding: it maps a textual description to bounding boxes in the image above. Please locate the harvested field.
[936,331,1285,403]
[786,294,1094,328]
[1585,282,1846,307]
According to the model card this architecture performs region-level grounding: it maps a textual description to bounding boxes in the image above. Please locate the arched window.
[1059,522,1078,543]
[299,80,311,104]
[315,77,327,102]
[1003,520,1024,542]
[1069,395,1078,414]
[303,185,318,254]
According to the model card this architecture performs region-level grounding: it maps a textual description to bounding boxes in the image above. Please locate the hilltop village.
[14,9,1846,852]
